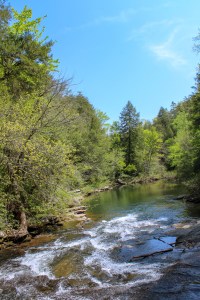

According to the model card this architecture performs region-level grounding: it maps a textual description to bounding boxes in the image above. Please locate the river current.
[0,181,199,299]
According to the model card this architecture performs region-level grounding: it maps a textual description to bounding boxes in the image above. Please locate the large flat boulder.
[118,238,174,262]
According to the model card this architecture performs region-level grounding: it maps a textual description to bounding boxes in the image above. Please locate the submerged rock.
[117,238,174,262]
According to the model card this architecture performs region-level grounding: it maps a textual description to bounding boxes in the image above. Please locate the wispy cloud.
[126,17,187,69]
[70,8,137,31]
[96,9,136,24]
[98,3,171,26]
[127,19,183,41]
[149,29,187,68]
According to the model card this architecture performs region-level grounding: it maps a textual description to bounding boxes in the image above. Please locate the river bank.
[0,182,117,249]
[0,176,199,249]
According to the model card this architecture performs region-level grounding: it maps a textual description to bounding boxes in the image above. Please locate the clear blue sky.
[9,0,200,122]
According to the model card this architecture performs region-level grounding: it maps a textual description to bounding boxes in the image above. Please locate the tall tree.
[0,5,58,100]
[141,127,162,175]
[153,107,174,141]
[168,111,193,178]
[0,4,73,233]
[190,70,200,174]
[119,101,140,168]
[153,106,175,169]
[62,93,112,185]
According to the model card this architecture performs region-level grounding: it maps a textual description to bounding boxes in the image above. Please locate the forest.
[0,2,200,234]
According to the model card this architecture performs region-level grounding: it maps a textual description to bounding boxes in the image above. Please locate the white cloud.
[149,29,187,68]
[127,19,183,41]
[94,9,136,24]
[126,18,187,68]
[150,43,186,67]
[70,9,136,31]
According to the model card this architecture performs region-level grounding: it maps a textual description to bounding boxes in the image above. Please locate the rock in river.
[118,238,174,262]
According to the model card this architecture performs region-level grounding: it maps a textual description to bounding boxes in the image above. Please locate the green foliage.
[140,126,162,175]
[168,111,193,178]
[0,3,77,229]
[124,164,137,175]
[165,41,200,184]
[186,173,200,196]
[189,88,200,175]
[0,89,76,227]
[119,101,140,167]
[11,6,45,40]
[153,107,174,141]
[0,4,58,100]
[61,93,112,185]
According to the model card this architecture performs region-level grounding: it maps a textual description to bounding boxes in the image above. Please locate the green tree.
[110,121,121,150]
[62,93,112,185]
[108,121,125,178]
[0,5,58,100]
[0,96,69,230]
[168,111,193,178]
[153,107,174,141]
[0,4,75,233]
[0,0,10,34]
[189,70,200,177]
[153,106,176,169]
[141,127,162,175]
[119,101,140,169]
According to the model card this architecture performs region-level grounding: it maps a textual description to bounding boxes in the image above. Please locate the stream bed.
[0,181,200,299]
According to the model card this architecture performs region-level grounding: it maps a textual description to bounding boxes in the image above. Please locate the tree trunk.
[6,157,28,235]
[19,210,28,234]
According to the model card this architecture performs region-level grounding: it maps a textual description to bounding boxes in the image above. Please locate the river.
[0,181,200,299]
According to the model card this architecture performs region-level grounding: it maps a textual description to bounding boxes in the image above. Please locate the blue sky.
[10,0,200,122]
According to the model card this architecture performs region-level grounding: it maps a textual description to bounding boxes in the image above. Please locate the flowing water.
[0,181,200,299]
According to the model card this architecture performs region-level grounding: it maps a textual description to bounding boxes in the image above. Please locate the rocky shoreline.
[0,185,114,249]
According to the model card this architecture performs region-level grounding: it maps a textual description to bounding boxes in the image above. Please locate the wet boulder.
[116,237,175,262]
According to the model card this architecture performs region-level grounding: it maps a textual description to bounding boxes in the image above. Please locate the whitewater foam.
[0,212,170,287]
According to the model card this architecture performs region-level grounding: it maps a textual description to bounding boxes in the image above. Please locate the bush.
[124,164,137,175]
